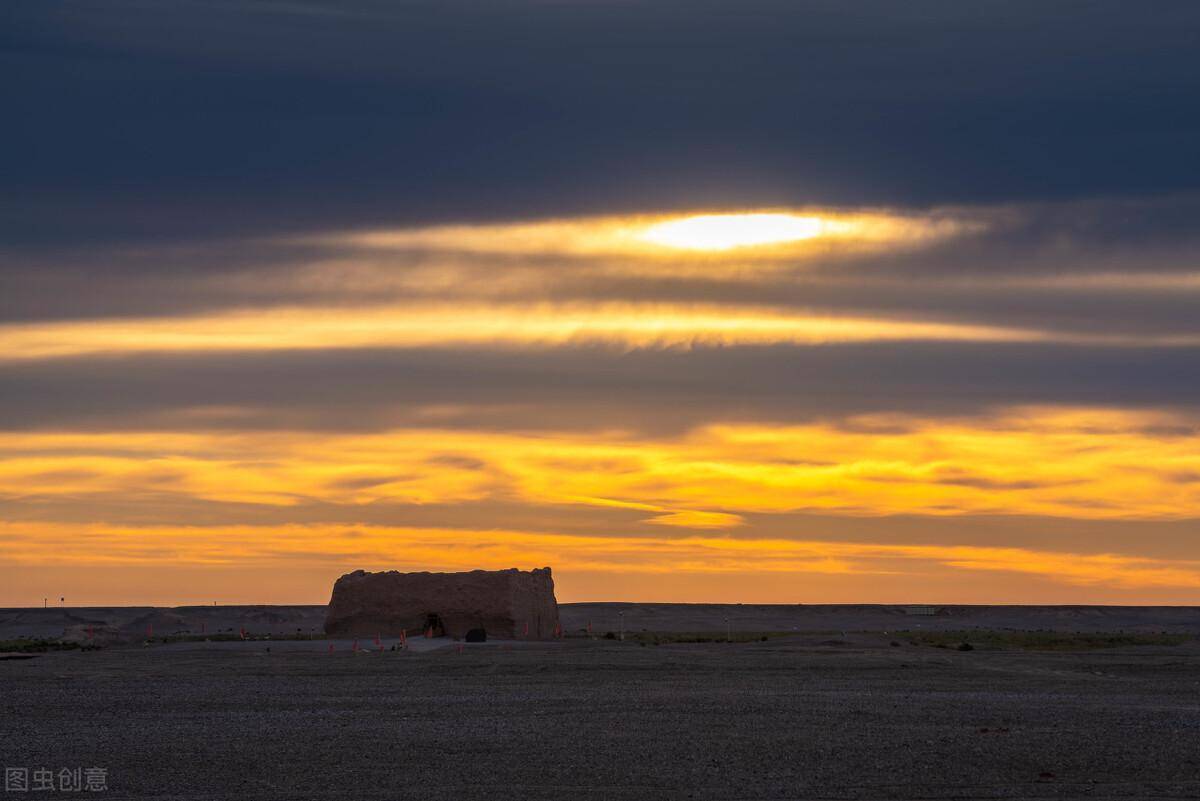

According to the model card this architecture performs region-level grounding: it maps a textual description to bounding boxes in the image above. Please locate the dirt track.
[3,634,1199,799]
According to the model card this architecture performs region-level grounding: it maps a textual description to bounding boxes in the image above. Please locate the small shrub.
[957,642,975,651]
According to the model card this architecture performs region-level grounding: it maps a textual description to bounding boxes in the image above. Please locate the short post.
[618,611,624,642]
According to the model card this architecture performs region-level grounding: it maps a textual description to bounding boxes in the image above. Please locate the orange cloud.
[645,510,746,529]
[1,522,1197,591]
[1,408,1199,524]
[0,302,1063,362]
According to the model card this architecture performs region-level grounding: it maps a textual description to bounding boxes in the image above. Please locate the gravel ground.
[3,636,1200,800]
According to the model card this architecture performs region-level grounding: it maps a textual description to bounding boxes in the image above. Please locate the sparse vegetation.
[618,631,789,645]
[0,638,99,653]
[896,630,1190,651]
[135,631,331,645]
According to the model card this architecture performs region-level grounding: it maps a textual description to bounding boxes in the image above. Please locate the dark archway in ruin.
[423,613,445,637]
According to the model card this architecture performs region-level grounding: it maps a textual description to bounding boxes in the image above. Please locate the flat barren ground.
[3,633,1200,800]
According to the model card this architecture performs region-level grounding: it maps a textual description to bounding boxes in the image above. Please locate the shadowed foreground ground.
[3,634,1200,800]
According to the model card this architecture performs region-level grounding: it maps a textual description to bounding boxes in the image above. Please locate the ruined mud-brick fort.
[324,567,559,639]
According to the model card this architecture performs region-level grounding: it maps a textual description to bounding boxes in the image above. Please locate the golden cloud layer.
[9,300,1200,363]
[2,521,1197,591]
[2,408,1198,523]
[0,303,1058,362]
[5,208,1198,362]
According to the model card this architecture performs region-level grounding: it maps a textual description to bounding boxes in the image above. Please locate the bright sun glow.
[640,213,826,250]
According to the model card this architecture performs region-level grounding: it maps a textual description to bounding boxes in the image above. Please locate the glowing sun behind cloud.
[313,207,977,263]
[639,213,827,250]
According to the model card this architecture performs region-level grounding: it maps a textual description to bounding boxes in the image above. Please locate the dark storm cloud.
[0,239,338,322]
[4,1,1200,245]
[3,343,1199,434]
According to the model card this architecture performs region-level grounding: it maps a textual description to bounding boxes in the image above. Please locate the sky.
[3,1,1200,606]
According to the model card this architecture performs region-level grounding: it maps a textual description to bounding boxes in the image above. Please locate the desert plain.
[2,604,1199,800]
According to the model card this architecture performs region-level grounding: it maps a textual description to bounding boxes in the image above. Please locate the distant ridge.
[3,603,1199,641]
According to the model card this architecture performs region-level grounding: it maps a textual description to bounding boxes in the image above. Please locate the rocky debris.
[324,567,559,639]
